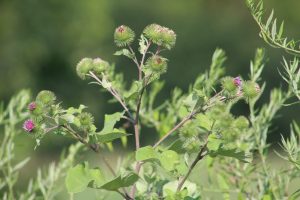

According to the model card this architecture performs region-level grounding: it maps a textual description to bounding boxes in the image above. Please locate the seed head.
[114,25,135,47]
[76,58,93,80]
[92,58,109,77]
[36,90,56,106]
[143,24,176,50]
[221,77,237,93]
[242,81,260,99]
[145,55,168,73]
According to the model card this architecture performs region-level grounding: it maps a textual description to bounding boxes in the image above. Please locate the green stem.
[129,41,152,199]
[177,141,208,192]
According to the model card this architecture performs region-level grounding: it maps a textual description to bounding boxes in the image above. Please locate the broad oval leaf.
[136,146,158,161]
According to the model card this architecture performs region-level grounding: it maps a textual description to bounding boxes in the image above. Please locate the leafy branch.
[246,0,300,56]
[247,0,300,100]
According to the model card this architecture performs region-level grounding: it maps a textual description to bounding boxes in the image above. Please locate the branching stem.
[176,138,208,192]
[153,112,195,148]
[128,45,140,72]
[129,40,152,199]
[89,71,134,121]
[153,90,225,148]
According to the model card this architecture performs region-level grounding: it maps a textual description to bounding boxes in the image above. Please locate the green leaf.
[159,150,179,171]
[89,168,106,187]
[167,139,186,154]
[97,129,130,143]
[12,157,30,172]
[99,112,125,134]
[163,180,197,197]
[65,162,104,193]
[216,148,252,163]
[139,34,148,55]
[100,171,139,191]
[114,49,135,59]
[271,18,277,39]
[266,10,274,29]
[262,194,272,200]
[175,161,189,175]
[66,105,87,114]
[207,134,223,152]
[278,21,284,38]
[196,114,213,131]
[183,92,201,111]
[148,81,165,108]
[124,81,143,102]
[60,114,75,123]
[136,146,158,161]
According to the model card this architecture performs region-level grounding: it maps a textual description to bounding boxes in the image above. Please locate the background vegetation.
[0,0,299,197]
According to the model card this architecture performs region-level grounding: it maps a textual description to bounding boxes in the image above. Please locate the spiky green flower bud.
[79,112,94,127]
[36,90,56,106]
[143,24,176,50]
[234,116,249,130]
[221,77,237,93]
[114,25,135,47]
[76,58,93,80]
[31,102,44,116]
[145,55,168,73]
[242,81,260,99]
[91,58,109,76]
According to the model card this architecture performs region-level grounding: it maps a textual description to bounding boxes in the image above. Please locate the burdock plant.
[19,18,300,200]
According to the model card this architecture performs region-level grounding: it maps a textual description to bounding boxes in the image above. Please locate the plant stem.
[63,125,99,152]
[153,90,224,148]
[133,81,147,150]
[138,41,151,80]
[129,41,152,199]
[176,141,208,192]
[89,71,134,121]
[128,45,140,72]
[153,111,196,148]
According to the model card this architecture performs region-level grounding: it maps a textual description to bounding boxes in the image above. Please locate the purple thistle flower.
[23,119,35,132]
[28,102,36,111]
[233,76,242,87]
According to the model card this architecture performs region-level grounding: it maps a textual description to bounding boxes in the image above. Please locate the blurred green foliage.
[0,0,299,149]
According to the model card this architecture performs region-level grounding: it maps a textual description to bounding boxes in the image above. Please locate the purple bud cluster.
[23,119,35,132]
[28,102,36,111]
[23,102,37,133]
[233,77,242,87]
[234,76,243,97]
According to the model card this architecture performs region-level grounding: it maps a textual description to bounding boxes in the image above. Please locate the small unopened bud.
[114,25,135,47]
[233,76,242,87]
[79,112,94,126]
[145,55,168,73]
[28,102,36,111]
[36,90,56,106]
[79,112,94,131]
[242,81,260,99]
[92,58,109,77]
[76,58,93,80]
[234,116,249,130]
[221,77,237,93]
[23,119,35,132]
